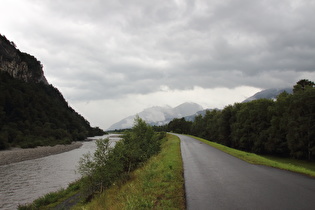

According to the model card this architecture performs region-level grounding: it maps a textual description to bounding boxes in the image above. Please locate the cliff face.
[0,34,48,84]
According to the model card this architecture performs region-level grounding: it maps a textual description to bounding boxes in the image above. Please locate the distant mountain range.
[107,102,203,130]
[242,88,292,102]
[107,87,293,130]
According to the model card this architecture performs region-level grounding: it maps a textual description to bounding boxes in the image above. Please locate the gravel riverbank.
[0,142,83,166]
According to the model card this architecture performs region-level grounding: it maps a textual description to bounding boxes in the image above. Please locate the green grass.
[18,180,81,210]
[188,135,315,178]
[74,134,185,210]
[262,155,315,172]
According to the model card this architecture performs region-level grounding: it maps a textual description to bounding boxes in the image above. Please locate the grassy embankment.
[73,134,185,209]
[189,135,315,178]
[20,134,185,209]
[20,133,314,209]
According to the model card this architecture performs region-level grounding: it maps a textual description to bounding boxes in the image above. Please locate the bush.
[78,117,163,199]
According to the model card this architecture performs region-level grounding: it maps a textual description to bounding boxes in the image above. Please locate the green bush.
[78,117,163,199]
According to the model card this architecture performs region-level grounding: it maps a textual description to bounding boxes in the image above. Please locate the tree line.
[0,72,105,150]
[154,79,315,160]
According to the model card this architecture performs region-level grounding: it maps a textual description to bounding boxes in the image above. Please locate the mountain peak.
[107,102,204,130]
[174,102,203,110]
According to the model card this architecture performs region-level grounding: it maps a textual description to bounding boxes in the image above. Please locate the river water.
[0,134,120,210]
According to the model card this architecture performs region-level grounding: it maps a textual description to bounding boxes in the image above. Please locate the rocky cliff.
[0,34,48,84]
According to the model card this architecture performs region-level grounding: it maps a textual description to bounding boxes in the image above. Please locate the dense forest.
[0,34,105,150]
[0,72,105,149]
[155,79,315,160]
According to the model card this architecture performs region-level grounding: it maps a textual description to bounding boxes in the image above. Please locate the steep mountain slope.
[243,88,292,102]
[0,34,104,149]
[0,35,48,84]
[108,102,203,130]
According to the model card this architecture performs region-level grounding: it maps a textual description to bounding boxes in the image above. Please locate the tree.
[293,79,315,93]
[78,138,119,195]
[78,117,163,197]
[168,118,192,134]
[203,110,221,142]
[287,87,315,160]
[232,99,274,153]
[191,114,206,137]
[266,91,290,156]
[218,105,234,147]
[0,131,9,150]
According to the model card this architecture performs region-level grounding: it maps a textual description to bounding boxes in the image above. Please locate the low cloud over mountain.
[108,102,203,130]
[242,88,293,102]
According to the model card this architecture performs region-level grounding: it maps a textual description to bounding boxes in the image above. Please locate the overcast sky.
[1,0,315,130]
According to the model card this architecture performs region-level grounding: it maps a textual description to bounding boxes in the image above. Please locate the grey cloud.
[2,0,315,101]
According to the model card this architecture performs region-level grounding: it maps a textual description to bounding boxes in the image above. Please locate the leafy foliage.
[0,72,105,149]
[78,117,165,198]
[293,79,315,93]
[156,79,315,160]
[168,117,192,135]
[78,134,185,210]
[287,87,315,159]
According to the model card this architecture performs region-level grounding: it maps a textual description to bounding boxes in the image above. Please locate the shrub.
[78,117,163,199]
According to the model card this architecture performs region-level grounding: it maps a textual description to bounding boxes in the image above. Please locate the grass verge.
[74,134,185,210]
[18,180,81,210]
[188,135,315,178]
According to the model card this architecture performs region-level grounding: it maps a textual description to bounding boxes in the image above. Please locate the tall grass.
[74,134,185,210]
[18,180,81,210]
[189,135,315,178]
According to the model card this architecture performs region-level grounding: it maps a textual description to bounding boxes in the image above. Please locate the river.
[0,134,120,210]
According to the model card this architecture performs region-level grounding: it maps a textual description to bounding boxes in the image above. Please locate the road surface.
[176,134,315,210]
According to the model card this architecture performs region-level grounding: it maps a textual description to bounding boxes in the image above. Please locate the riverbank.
[0,142,83,166]
[73,134,185,210]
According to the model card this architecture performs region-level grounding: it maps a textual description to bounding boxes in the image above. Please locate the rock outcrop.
[0,34,48,84]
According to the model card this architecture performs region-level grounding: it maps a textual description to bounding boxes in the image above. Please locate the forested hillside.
[0,72,104,150]
[157,79,315,160]
[0,35,105,150]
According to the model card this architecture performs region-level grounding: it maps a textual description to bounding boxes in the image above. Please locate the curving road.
[176,134,315,210]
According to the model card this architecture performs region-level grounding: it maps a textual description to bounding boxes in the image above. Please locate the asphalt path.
[176,134,315,210]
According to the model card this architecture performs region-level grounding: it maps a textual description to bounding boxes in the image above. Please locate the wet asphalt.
[176,134,315,210]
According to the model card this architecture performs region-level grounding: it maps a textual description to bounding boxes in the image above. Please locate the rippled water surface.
[0,135,119,210]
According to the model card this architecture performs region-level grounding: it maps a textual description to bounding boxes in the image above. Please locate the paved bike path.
[176,134,315,210]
